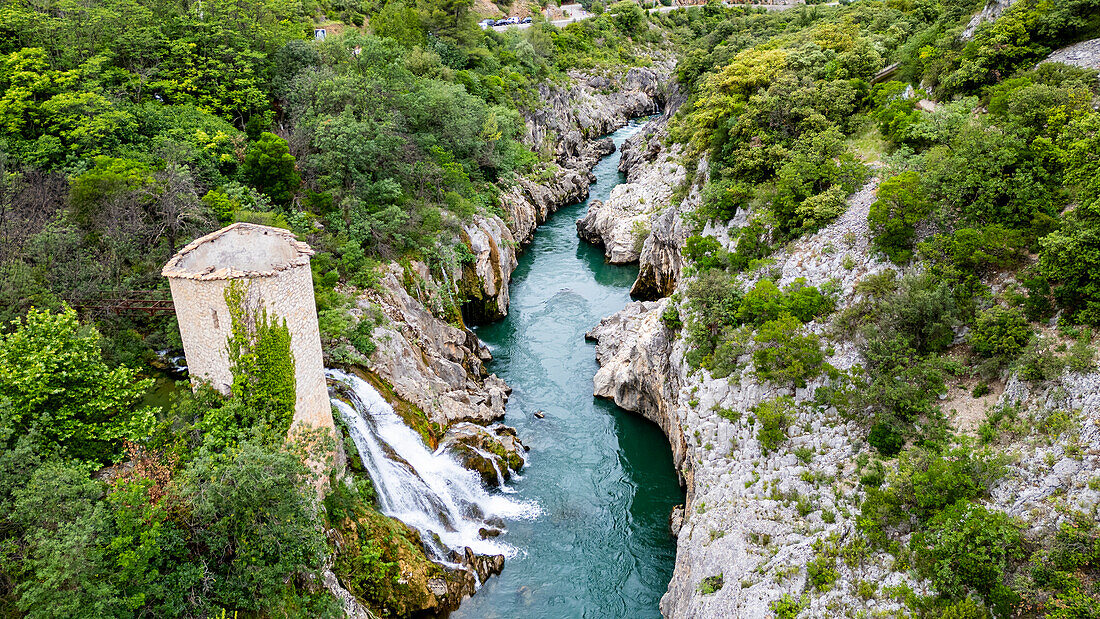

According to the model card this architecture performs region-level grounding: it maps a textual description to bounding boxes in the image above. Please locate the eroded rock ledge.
[589,178,1100,616]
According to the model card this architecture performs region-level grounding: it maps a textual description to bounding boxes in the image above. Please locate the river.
[453,119,683,619]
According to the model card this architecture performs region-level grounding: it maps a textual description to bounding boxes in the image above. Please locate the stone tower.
[162,223,334,437]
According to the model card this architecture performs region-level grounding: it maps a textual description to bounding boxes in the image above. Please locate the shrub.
[807,555,839,591]
[0,307,154,464]
[684,234,725,270]
[868,421,904,457]
[755,397,794,454]
[912,502,1024,611]
[868,171,932,263]
[971,306,1031,359]
[661,304,683,330]
[240,132,300,207]
[699,573,724,595]
[752,314,826,387]
[770,593,807,619]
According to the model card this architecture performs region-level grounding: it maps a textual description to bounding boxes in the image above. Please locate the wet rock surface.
[440,422,528,488]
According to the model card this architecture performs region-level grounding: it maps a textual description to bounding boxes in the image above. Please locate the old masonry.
[162,222,335,440]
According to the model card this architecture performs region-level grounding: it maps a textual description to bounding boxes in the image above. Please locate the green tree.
[868,171,931,263]
[0,307,154,463]
[174,440,326,611]
[752,313,826,387]
[240,132,301,207]
[912,501,1024,613]
[970,306,1031,359]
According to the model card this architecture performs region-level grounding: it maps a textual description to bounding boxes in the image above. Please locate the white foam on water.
[328,370,540,562]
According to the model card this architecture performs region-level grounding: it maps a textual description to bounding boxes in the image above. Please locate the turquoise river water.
[454,119,683,619]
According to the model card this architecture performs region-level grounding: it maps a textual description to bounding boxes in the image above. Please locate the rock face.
[526,66,670,167]
[440,422,528,488]
[459,66,671,323]
[572,86,697,298]
[575,130,686,265]
[588,172,1100,617]
[588,299,690,476]
[359,264,510,426]
[1043,37,1100,70]
[589,184,924,617]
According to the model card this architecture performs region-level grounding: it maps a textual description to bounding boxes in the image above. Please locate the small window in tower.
[212,309,219,329]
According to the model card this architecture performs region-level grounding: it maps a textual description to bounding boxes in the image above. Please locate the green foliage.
[912,502,1024,612]
[868,171,931,263]
[0,307,154,463]
[684,234,724,270]
[661,304,683,330]
[1040,115,1100,325]
[867,421,904,457]
[754,396,793,454]
[224,281,297,442]
[698,573,724,595]
[807,540,840,591]
[770,593,808,619]
[240,132,301,207]
[173,440,328,612]
[970,306,1031,359]
[752,314,826,387]
[858,446,1006,546]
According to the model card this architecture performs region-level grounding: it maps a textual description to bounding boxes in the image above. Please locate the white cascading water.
[327,370,539,564]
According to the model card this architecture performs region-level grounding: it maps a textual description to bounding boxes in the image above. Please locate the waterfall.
[327,370,539,564]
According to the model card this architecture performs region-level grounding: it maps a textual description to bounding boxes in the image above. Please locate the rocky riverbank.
[585,115,1100,617]
[325,64,673,617]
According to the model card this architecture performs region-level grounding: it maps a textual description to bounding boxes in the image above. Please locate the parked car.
[478,18,494,28]
[521,16,532,23]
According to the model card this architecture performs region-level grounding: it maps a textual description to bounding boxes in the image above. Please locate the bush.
[970,306,1031,359]
[752,314,826,387]
[868,421,904,457]
[754,397,793,454]
[770,593,807,619]
[0,307,154,463]
[868,171,932,263]
[240,132,301,208]
[684,234,724,270]
[912,501,1024,612]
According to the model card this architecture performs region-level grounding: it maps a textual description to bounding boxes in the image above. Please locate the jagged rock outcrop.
[526,65,672,167]
[587,299,689,475]
[460,215,518,325]
[962,0,1020,39]
[575,143,686,264]
[1043,37,1100,70]
[572,87,697,296]
[459,68,670,323]
[498,169,592,247]
[440,422,528,488]
[358,264,510,426]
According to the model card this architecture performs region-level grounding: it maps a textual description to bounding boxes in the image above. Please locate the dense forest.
[0,0,668,614]
[2,0,1100,615]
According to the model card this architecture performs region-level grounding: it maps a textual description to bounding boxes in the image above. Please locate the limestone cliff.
[588,173,1100,616]
[460,65,672,322]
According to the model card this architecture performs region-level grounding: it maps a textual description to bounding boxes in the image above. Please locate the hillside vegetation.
[664,0,1100,615]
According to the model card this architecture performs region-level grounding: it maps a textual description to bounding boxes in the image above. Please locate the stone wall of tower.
[165,242,333,437]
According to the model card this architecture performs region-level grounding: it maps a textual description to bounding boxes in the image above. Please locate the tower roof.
[162,223,314,281]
